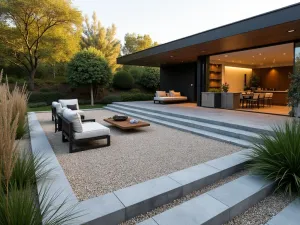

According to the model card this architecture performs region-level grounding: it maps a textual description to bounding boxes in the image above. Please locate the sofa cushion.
[173,91,181,97]
[169,90,175,97]
[63,109,83,132]
[74,122,110,140]
[59,99,79,110]
[156,91,167,97]
[67,104,78,110]
[154,96,187,101]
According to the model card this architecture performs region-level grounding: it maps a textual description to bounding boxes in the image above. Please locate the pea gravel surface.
[36,109,241,201]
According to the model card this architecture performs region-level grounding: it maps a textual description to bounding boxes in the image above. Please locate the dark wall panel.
[160,63,197,102]
[253,66,292,91]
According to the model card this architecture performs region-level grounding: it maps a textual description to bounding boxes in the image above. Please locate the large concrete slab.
[150,193,229,225]
[205,149,251,177]
[138,218,159,225]
[266,198,300,225]
[77,193,125,225]
[114,176,182,220]
[208,175,275,218]
[168,163,220,196]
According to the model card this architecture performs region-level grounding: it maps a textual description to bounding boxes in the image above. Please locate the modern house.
[117,3,300,115]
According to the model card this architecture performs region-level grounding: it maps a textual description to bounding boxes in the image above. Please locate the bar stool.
[259,93,266,107]
[265,93,273,106]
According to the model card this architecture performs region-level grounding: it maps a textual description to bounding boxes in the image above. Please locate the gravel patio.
[36,109,240,201]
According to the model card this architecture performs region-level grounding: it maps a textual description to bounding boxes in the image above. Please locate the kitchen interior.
[209,43,294,115]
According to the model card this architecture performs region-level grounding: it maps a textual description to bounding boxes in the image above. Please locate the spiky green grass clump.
[248,120,300,195]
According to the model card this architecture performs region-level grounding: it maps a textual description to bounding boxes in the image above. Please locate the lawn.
[27,104,105,112]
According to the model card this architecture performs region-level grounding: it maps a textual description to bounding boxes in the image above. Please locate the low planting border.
[28,112,251,225]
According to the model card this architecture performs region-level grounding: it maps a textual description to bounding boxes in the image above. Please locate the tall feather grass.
[0,69,82,224]
[248,120,300,195]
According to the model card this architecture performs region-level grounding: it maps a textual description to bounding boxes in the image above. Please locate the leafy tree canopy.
[67,47,112,105]
[122,33,158,55]
[0,0,82,90]
[81,12,121,72]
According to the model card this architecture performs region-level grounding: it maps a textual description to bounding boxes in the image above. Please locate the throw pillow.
[67,104,78,110]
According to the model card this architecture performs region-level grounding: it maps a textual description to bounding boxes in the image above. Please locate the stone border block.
[77,193,125,225]
[114,176,182,220]
[266,198,300,225]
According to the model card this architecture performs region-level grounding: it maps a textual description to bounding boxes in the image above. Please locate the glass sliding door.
[295,42,300,73]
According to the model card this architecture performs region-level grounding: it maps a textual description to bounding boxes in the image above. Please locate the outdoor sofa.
[154,90,188,104]
[61,108,110,153]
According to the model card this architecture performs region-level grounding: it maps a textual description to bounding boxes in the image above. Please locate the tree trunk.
[28,69,36,90]
[53,63,56,78]
[90,84,94,106]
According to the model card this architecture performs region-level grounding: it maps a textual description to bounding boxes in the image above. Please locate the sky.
[73,0,300,45]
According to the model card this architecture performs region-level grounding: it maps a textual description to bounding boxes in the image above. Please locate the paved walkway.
[116,101,293,131]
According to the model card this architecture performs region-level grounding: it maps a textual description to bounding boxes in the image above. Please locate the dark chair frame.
[55,113,85,133]
[52,106,56,121]
[61,117,110,153]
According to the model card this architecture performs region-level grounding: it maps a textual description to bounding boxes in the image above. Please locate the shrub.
[130,88,141,93]
[40,88,51,92]
[29,92,64,105]
[28,102,48,108]
[139,67,160,90]
[120,93,153,102]
[113,71,134,90]
[100,95,122,104]
[248,120,300,195]
[128,67,144,84]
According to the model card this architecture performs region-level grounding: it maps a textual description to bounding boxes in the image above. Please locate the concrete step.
[105,106,252,147]
[113,102,271,135]
[265,198,300,225]
[138,175,275,225]
[106,104,261,143]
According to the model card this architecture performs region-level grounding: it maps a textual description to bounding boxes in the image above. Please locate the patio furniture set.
[51,99,150,153]
[240,92,273,109]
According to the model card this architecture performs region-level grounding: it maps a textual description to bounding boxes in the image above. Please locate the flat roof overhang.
[117,3,300,67]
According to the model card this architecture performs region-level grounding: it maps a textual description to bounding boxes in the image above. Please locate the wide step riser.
[113,102,271,135]
[106,105,261,144]
[105,106,250,148]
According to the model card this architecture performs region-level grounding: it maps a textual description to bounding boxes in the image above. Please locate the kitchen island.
[254,90,288,105]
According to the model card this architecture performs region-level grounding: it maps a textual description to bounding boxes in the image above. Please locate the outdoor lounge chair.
[61,109,110,153]
[154,90,187,104]
[52,99,85,132]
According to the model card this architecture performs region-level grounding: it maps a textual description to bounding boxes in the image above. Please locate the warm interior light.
[224,55,228,57]
[259,53,262,55]
[170,55,174,58]
[288,29,295,33]
[283,53,286,55]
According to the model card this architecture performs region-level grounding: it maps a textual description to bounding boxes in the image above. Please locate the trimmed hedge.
[113,71,134,90]
[139,67,160,90]
[28,102,48,108]
[29,92,64,105]
[120,93,153,102]
[100,95,122,104]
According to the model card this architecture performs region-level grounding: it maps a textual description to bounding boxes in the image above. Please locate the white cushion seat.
[74,122,110,140]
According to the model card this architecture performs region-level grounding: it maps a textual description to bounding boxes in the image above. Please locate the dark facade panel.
[160,63,197,102]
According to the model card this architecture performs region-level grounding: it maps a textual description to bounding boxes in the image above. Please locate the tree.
[81,12,121,72]
[122,33,159,55]
[67,48,112,106]
[0,0,82,90]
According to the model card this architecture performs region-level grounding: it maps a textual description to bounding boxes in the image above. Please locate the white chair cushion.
[74,110,85,116]
[52,101,59,107]
[59,99,79,110]
[63,109,83,132]
[156,91,167,97]
[55,103,63,114]
[169,90,175,97]
[74,122,110,140]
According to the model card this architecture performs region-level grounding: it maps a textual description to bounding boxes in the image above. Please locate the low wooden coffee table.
[103,118,150,130]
